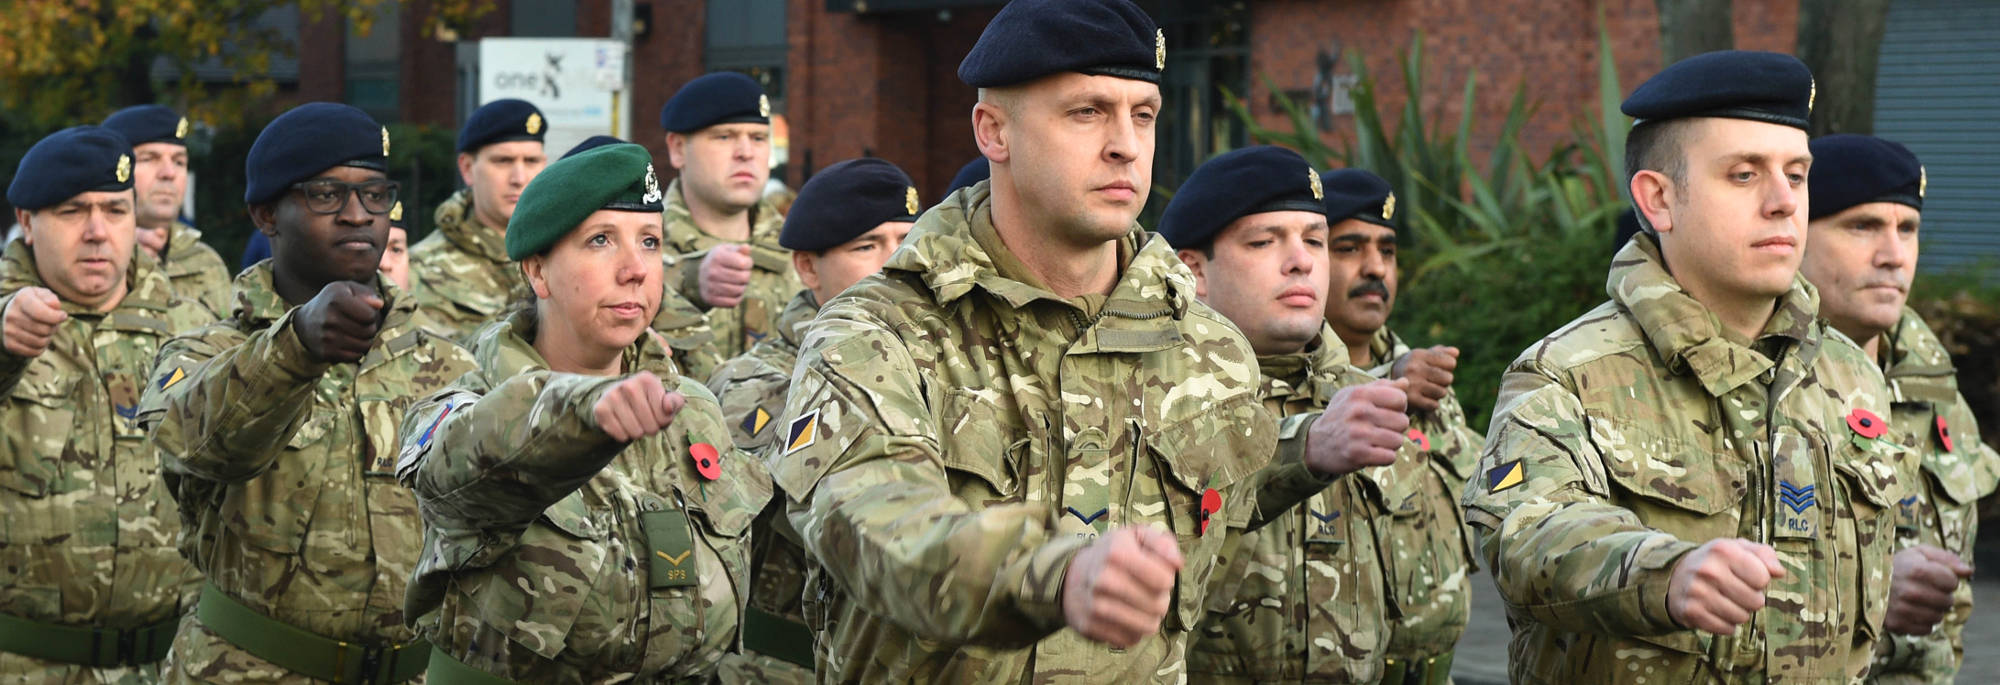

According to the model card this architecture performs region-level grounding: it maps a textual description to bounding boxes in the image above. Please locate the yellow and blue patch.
[1486,460,1525,493]
[157,366,186,390]
[785,410,819,454]
[741,406,772,437]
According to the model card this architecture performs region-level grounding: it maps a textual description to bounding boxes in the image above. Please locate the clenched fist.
[1391,345,1459,413]
[2,287,67,358]
[1884,545,1973,636]
[1668,538,1786,635]
[1304,378,1411,477]
[592,372,686,442]
[698,244,754,308]
[292,281,385,364]
[1062,526,1184,648]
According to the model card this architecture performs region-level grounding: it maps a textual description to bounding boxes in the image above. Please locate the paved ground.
[1451,525,2000,684]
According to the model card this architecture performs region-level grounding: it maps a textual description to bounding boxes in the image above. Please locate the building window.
[706,0,788,108]
[512,0,579,37]
[345,3,400,121]
[1149,0,1249,192]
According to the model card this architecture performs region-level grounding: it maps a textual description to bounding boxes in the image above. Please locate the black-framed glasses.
[289,179,400,215]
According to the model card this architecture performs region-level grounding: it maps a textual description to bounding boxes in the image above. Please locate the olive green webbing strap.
[0,609,175,667]
[197,583,428,683]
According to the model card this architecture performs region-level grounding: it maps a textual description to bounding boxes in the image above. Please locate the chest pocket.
[938,390,1026,504]
[1593,418,1749,531]
[1144,395,1266,631]
[483,492,611,660]
[1832,437,1900,644]
[0,370,78,499]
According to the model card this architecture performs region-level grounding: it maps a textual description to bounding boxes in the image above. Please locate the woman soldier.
[394,142,773,683]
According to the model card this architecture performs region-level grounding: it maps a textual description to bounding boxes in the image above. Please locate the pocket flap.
[1596,423,1746,516]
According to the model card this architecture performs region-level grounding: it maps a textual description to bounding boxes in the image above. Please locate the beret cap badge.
[389,201,404,222]
[1155,29,1166,70]
[759,95,772,118]
[116,154,132,183]
[526,112,543,135]
[1919,166,1927,199]
[1383,192,1396,221]
[175,117,190,139]
[905,186,920,215]
[381,127,391,156]
[643,163,663,204]
[1308,168,1323,201]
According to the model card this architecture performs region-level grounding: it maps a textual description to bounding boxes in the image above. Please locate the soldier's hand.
[1884,545,1973,636]
[136,225,170,260]
[2,287,67,358]
[1062,525,1184,648]
[1390,345,1458,413]
[592,372,686,442]
[1303,379,1411,477]
[698,244,754,308]
[1667,538,1786,635]
[292,281,385,364]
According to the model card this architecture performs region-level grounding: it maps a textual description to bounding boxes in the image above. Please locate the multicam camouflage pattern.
[136,263,477,681]
[1869,307,2000,684]
[163,221,233,322]
[705,288,816,685]
[1366,326,1482,663]
[411,187,726,380]
[773,184,1339,683]
[1463,235,1915,683]
[1187,330,1390,683]
[659,179,802,360]
[398,308,772,682]
[0,241,211,683]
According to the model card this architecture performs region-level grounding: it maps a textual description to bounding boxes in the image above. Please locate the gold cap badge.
[381,126,391,156]
[389,201,404,222]
[1919,166,1927,199]
[1383,192,1397,221]
[175,117,190,139]
[1155,30,1166,71]
[526,112,542,135]
[115,154,131,183]
[759,95,772,118]
[905,186,920,215]
[1308,168,1323,201]
[1808,78,1816,114]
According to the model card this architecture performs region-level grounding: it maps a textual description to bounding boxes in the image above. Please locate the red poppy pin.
[690,441,722,481]
[1199,488,1222,535]
[1937,415,1955,453]
[1846,408,1887,440]
[1407,428,1431,451]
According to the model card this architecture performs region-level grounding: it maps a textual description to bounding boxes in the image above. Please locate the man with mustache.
[138,102,477,683]
[1160,146,1409,684]
[1316,167,1484,684]
[1797,134,1999,684]
[657,73,803,361]
[770,2,1409,681]
[101,105,233,320]
[0,125,211,683]
[1462,51,1913,682]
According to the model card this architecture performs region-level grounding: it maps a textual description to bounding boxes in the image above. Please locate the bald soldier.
[0,126,211,683]
[1462,51,1915,682]
[1318,168,1484,683]
[1798,134,2000,683]
[1161,146,1399,684]
[707,158,918,684]
[657,72,804,360]
[772,2,1410,681]
[101,105,233,320]
[139,103,478,683]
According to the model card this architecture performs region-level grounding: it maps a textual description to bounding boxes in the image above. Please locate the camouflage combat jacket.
[398,308,772,682]
[0,243,210,683]
[704,288,819,685]
[1365,326,1482,662]
[411,188,723,379]
[138,263,477,681]
[163,221,232,322]
[1870,307,2000,683]
[659,179,801,359]
[1462,235,1914,683]
[1188,330,1391,683]
[772,184,1337,683]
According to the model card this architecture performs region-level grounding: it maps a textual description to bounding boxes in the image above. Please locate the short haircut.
[1624,119,1692,191]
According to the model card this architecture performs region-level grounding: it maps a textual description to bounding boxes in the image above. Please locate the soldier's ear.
[971,102,1009,165]
[1176,248,1208,298]
[664,132,688,171]
[792,249,821,293]
[1630,170,1676,236]
[521,254,551,299]
[247,203,279,237]
[13,209,31,246]
[456,152,476,187]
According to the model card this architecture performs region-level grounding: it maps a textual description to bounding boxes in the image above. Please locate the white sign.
[476,38,630,156]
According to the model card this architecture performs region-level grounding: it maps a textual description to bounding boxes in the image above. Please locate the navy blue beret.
[1158,146,1325,249]
[958,0,1164,88]
[7,126,135,211]
[101,105,189,146]
[781,158,920,252]
[457,99,546,153]
[947,157,990,195]
[1623,50,1814,130]
[660,72,769,133]
[244,102,389,205]
[1321,168,1396,228]
[563,134,626,159]
[1808,134,1923,221]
